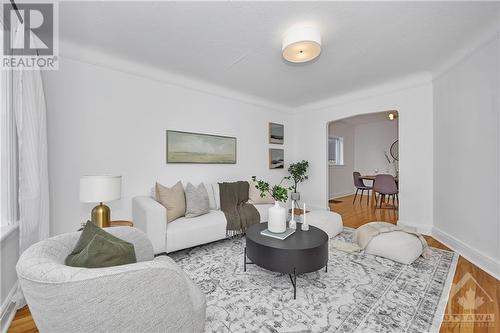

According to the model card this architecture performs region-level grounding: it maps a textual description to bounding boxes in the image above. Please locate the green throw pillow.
[65,221,137,268]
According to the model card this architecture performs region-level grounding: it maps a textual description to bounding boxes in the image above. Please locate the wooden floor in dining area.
[8,194,499,333]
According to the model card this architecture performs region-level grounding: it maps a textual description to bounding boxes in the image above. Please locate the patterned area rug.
[170,228,458,333]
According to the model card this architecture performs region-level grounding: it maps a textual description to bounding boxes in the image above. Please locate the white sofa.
[133,183,273,254]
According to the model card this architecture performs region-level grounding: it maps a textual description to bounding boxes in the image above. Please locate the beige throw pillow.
[248,182,274,204]
[155,181,186,222]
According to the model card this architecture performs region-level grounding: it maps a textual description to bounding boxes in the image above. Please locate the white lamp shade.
[282,26,321,63]
[80,175,122,203]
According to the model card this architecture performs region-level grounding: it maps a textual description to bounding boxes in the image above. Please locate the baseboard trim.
[1,281,18,333]
[431,227,500,280]
[329,191,355,200]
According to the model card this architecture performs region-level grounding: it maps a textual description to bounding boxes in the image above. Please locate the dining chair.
[353,172,372,205]
[373,174,398,209]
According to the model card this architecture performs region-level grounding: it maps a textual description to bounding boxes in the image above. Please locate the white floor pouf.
[304,210,343,238]
[365,230,424,264]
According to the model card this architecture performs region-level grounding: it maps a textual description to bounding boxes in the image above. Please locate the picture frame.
[269,122,284,144]
[166,130,237,164]
[269,148,284,169]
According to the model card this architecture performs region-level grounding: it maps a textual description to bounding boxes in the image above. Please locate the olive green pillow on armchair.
[65,221,137,268]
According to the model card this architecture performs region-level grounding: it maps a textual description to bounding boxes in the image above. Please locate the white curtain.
[13,49,50,254]
[7,20,50,311]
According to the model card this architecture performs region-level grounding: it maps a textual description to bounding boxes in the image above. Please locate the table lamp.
[80,175,122,228]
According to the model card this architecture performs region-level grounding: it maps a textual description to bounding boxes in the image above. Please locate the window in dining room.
[329,136,344,165]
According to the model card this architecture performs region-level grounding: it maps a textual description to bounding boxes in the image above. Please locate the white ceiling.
[59,1,499,108]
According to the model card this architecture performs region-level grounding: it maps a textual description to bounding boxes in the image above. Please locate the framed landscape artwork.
[269,148,284,169]
[166,130,237,164]
[269,123,284,144]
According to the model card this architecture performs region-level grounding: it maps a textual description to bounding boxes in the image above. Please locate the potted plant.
[287,160,309,202]
[251,176,289,233]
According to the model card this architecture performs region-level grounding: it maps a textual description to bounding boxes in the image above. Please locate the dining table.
[360,175,398,206]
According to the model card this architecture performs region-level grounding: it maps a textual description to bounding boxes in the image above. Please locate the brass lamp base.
[91,202,110,228]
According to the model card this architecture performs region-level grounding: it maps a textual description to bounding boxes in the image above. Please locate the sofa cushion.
[365,231,424,264]
[65,221,137,268]
[156,181,186,222]
[166,210,227,253]
[185,182,210,218]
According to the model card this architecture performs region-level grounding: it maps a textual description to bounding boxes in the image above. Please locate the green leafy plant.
[287,160,309,193]
[251,176,289,203]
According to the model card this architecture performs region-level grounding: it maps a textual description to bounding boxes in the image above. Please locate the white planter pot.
[268,201,287,233]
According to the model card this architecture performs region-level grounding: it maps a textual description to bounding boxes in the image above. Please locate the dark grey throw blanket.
[219,181,260,236]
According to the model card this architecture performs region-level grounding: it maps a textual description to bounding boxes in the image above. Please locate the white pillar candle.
[301,203,309,231]
[303,203,306,224]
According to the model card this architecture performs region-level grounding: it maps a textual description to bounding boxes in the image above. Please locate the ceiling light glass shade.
[282,26,321,63]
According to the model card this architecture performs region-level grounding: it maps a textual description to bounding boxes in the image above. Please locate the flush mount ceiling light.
[282,26,321,63]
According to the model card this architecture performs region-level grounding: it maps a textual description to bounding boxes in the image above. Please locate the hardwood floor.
[8,195,499,333]
[8,306,37,333]
[330,195,499,333]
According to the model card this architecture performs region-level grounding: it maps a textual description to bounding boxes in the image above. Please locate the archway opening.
[327,110,399,224]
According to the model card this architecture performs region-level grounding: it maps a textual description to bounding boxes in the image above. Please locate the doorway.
[327,111,399,215]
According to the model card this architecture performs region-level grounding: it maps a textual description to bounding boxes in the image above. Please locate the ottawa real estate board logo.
[442,272,495,329]
[2,1,58,70]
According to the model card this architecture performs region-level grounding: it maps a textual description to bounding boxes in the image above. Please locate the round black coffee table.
[244,222,328,299]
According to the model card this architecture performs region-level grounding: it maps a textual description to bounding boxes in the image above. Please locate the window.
[329,136,344,166]
[1,26,19,227]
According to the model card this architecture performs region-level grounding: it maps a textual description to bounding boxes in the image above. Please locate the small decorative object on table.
[251,176,289,233]
[301,203,309,231]
[268,202,287,233]
[289,204,297,229]
[260,227,295,240]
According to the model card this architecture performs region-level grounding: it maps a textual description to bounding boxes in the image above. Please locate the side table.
[110,220,134,227]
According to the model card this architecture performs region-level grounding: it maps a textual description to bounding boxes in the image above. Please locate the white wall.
[1,227,19,314]
[433,35,500,278]
[354,120,398,176]
[328,121,355,198]
[293,75,434,231]
[43,56,293,236]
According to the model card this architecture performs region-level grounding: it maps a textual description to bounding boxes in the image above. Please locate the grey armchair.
[16,226,206,333]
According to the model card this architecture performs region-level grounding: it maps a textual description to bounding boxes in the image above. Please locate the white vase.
[268,201,286,233]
